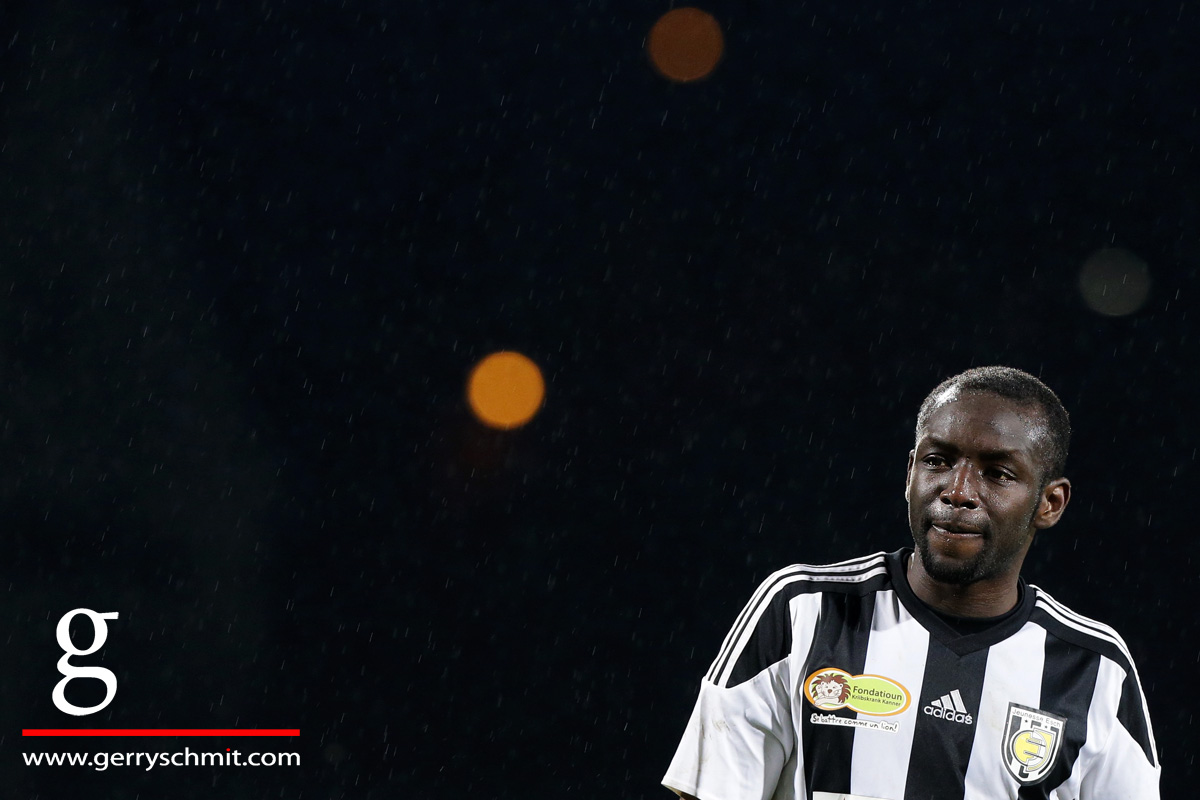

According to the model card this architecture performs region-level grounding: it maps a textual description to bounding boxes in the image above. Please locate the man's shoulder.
[1028,583,1140,673]
[705,552,896,690]
[755,550,895,603]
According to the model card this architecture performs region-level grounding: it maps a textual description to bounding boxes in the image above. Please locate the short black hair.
[915,366,1071,484]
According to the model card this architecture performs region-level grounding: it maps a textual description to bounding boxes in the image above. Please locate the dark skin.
[905,392,1071,617]
[675,393,1071,800]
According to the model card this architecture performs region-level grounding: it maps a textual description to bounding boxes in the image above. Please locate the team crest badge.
[1002,702,1067,785]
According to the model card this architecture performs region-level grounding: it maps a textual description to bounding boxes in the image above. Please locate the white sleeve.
[663,568,810,800]
[1078,716,1160,799]
[1078,660,1160,800]
[662,662,794,800]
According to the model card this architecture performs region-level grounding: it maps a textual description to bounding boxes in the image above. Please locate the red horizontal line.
[22,729,300,737]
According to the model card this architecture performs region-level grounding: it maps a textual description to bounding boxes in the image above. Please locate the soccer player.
[663,366,1159,800]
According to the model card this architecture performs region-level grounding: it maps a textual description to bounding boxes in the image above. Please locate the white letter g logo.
[52,608,119,716]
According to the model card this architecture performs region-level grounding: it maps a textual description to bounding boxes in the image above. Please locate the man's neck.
[905,552,1021,618]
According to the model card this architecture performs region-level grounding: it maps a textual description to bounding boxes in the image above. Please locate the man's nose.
[940,462,980,508]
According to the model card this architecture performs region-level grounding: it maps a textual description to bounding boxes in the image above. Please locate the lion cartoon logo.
[808,671,851,709]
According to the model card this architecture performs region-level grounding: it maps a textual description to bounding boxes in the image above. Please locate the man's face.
[905,392,1062,587]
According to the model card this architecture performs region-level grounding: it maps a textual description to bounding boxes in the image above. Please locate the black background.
[2,1,1195,797]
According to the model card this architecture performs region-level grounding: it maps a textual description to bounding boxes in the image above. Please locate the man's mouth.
[930,523,984,537]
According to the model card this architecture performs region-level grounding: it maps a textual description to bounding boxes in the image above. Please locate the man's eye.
[922,455,947,467]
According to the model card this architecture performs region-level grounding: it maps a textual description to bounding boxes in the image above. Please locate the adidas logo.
[923,689,974,725]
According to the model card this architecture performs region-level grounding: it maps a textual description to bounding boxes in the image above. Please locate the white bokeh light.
[1078,247,1152,317]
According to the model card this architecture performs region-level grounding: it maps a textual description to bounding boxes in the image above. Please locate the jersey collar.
[887,548,1035,656]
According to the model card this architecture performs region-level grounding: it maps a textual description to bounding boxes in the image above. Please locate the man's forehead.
[920,391,1049,449]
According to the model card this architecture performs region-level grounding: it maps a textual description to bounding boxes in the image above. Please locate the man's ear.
[1033,477,1071,530]
[904,450,915,503]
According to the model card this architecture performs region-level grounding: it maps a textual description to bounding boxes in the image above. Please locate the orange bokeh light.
[647,7,725,83]
[466,351,546,430]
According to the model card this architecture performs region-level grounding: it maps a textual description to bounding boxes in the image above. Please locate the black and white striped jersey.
[663,549,1159,800]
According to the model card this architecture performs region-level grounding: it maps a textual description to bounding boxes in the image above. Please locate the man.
[663,366,1159,800]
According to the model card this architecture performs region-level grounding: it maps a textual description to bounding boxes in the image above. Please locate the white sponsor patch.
[814,793,892,800]
[809,712,899,734]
